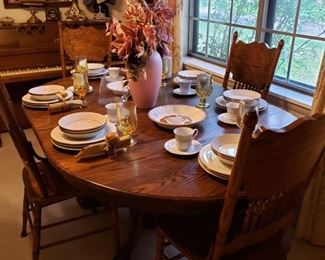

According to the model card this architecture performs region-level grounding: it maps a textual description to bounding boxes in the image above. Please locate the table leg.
[113,210,144,260]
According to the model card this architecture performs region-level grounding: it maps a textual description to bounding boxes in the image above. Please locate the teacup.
[108,67,120,80]
[226,102,239,121]
[105,102,122,123]
[173,127,198,151]
[178,78,192,93]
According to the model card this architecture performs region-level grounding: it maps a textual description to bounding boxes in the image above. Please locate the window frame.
[188,0,325,96]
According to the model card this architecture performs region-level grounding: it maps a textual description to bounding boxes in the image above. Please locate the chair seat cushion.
[23,161,76,204]
[158,213,291,260]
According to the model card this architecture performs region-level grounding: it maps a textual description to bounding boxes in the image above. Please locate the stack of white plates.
[215,95,268,111]
[22,89,73,109]
[51,112,116,151]
[210,134,240,166]
[173,70,204,86]
[198,134,240,180]
[87,63,108,79]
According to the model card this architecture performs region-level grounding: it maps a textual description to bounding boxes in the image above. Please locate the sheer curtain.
[296,51,325,245]
[166,0,183,73]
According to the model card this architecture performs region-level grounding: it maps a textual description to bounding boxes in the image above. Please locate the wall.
[0,0,127,23]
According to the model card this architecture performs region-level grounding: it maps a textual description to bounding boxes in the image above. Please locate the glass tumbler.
[75,56,88,74]
[73,72,89,101]
[196,73,213,108]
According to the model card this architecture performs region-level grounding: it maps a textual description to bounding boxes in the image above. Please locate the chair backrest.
[211,111,325,258]
[222,32,284,98]
[58,21,112,77]
[0,78,48,197]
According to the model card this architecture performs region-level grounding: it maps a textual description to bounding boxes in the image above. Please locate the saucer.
[218,113,237,125]
[67,85,94,94]
[173,88,196,96]
[164,139,202,155]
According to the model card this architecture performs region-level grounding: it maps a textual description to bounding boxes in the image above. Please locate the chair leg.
[21,190,28,237]
[32,205,42,260]
[155,228,165,260]
[111,207,121,255]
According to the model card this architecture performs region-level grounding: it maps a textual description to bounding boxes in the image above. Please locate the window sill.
[183,56,313,111]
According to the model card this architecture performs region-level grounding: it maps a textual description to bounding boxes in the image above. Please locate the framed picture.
[3,0,72,9]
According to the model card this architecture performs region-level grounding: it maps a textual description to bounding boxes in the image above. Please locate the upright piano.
[0,22,63,132]
[0,21,62,83]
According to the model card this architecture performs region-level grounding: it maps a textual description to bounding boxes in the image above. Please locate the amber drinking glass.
[73,72,89,101]
[75,56,88,74]
[116,101,138,146]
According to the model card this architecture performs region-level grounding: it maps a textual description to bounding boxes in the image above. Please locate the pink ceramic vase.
[128,51,162,109]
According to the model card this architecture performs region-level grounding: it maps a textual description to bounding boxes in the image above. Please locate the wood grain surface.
[23,77,297,214]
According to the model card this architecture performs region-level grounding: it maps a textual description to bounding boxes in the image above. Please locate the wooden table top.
[24,77,297,214]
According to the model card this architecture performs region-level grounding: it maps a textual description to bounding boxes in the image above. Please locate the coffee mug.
[173,127,199,151]
[108,67,120,79]
[226,102,239,121]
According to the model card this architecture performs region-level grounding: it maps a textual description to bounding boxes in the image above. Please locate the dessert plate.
[164,139,202,156]
[173,76,196,86]
[148,105,206,129]
[198,144,231,180]
[29,84,65,101]
[223,89,261,102]
[215,96,268,111]
[217,113,237,125]
[173,88,196,96]
[178,70,204,80]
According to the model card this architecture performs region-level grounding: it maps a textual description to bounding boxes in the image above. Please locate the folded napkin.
[76,133,131,160]
[48,100,86,114]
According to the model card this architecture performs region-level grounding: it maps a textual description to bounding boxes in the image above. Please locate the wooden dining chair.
[222,32,284,98]
[0,78,120,260]
[155,111,325,260]
[58,20,112,77]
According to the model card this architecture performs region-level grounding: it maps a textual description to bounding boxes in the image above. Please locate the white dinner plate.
[173,88,196,96]
[22,90,73,108]
[215,96,268,111]
[148,105,207,129]
[88,63,105,70]
[50,122,116,150]
[164,139,202,156]
[223,89,261,102]
[198,144,232,179]
[58,112,107,133]
[178,70,204,80]
[217,113,237,126]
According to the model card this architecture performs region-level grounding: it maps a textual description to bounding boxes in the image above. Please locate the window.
[189,0,325,94]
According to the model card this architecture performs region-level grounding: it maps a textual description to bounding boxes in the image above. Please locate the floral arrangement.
[106,0,174,81]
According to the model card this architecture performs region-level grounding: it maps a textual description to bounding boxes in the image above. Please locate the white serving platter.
[148,105,206,129]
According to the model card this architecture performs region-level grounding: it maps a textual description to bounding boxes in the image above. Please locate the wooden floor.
[0,130,324,260]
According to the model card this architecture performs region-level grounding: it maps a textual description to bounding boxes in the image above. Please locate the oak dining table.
[23,76,297,215]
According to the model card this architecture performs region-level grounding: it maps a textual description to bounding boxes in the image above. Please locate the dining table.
[23,76,297,215]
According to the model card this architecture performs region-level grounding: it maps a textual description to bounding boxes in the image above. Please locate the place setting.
[51,112,116,151]
[22,84,73,109]
[198,133,240,180]
[173,69,203,86]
